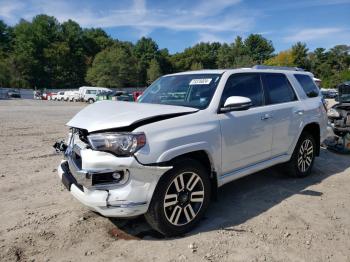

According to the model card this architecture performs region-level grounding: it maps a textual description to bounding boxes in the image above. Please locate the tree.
[244,34,274,64]
[217,43,232,68]
[265,50,295,66]
[147,59,162,84]
[0,20,12,53]
[291,42,309,70]
[190,62,204,70]
[86,45,137,87]
[0,58,11,86]
[83,28,114,65]
[133,37,159,86]
[170,42,221,71]
[1,14,349,90]
[12,15,62,88]
[58,20,87,87]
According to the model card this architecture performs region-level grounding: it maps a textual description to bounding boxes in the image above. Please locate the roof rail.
[252,65,305,71]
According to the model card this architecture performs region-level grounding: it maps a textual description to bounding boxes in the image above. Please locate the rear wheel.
[285,132,316,177]
[145,158,211,236]
[88,98,94,104]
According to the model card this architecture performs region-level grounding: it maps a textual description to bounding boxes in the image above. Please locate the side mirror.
[220,96,252,112]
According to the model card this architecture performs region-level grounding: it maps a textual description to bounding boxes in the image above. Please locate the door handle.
[294,110,304,115]
[261,113,272,120]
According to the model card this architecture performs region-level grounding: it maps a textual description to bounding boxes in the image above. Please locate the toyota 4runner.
[55,66,328,236]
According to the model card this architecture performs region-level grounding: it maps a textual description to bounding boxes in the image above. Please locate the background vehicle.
[33,90,42,99]
[46,92,57,100]
[133,91,143,101]
[56,66,327,236]
[79,87,112,103]
[96,90,125,101]
[7,89,21,98]
[67,91,80,102]
[56,91,66,101]
[326,81,350,153]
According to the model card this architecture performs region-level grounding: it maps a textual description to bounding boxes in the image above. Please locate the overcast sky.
[0,0,349,53]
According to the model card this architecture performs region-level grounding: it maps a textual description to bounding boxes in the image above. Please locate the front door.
[218,73,273,174]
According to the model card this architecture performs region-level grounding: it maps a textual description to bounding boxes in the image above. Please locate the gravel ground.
[0,99,349,262]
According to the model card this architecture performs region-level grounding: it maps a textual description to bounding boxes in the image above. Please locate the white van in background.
[67,91,80,102]
[78,86,111,103]
[56,91,66,101]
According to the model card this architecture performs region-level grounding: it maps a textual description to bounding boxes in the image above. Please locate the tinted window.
[86,90,97,94]
[221,73,263,107]
[294,74,319,98]
[262,73,297,104]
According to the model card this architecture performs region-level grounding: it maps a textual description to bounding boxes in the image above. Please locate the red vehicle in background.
[43,92,57,100]
[133,91,143,101]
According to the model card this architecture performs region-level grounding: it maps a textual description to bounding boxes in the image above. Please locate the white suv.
[56,66,328,236]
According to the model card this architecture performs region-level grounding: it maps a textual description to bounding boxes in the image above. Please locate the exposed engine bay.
[326,82,350,153]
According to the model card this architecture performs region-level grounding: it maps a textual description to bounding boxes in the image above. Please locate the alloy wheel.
[297,139,314,172]
[163,172,205,226]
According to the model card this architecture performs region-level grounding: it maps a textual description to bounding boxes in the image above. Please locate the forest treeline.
[0,15,349,89]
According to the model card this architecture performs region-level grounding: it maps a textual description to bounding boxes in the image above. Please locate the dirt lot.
[0,99,350,262]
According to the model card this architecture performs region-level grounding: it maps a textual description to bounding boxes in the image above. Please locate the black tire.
[285,132,316,178]
[88,98,94,104]
[145,158,211,237]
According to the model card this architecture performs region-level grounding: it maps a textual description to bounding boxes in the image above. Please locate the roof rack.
[252,65,305,71]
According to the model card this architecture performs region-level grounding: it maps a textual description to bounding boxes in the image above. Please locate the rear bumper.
[57,155,171,217]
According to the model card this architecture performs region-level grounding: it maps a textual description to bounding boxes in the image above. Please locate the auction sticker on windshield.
[189,78,212,85]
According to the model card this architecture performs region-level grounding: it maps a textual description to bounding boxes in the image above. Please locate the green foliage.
[292,42,309,70]
[244,34,274,64]
[0,20,12,53]
[0,16,349,89]
[147,59,162,84]
[217,36,254,68]
[86,45,137,87]
[171,42,221,72]
[134,37,160,86]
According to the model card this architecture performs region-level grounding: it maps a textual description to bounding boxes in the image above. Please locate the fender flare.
[288,120,320,156]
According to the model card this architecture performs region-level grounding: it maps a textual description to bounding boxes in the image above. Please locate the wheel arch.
[168,150,218,200]
[300,122,320,156]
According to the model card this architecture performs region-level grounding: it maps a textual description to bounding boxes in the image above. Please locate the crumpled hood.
[67,101,198,132]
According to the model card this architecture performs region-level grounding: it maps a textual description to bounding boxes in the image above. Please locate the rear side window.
[294,74,319,98]
[262,73,297,104]
[221,73,263,107]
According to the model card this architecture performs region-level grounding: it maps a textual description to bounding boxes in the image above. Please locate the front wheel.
[285,132,316,177]
[145,158,211,236]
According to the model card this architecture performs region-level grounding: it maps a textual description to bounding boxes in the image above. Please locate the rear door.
[219,73,273,174]
[261,73,303,157]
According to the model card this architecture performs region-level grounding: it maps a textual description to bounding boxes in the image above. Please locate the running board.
[218,154,290,187]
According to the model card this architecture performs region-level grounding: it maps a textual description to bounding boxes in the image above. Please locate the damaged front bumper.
[55,141,171,217]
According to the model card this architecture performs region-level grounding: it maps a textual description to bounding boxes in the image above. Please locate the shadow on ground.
[107,148,350,240]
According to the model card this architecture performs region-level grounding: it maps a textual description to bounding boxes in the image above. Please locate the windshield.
[138,74,222,109]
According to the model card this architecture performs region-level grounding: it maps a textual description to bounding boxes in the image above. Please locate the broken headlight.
[87,133,146,156]
[327,108,340,118]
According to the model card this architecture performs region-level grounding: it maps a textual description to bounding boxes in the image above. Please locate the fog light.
[112,172,122,181]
